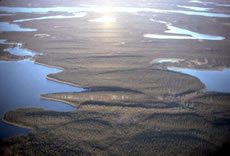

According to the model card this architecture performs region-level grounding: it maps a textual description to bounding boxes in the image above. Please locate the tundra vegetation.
[0,0,230,155]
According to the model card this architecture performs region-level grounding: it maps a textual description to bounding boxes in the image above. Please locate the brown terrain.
[0,0,230,155]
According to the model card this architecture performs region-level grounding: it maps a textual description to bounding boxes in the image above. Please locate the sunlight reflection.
[88,16,116,23]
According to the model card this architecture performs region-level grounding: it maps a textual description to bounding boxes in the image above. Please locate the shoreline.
[40,95,78,110]
[0,46,84,138]
[0,57,25,61]
[34,59,86,89]
[46,75,85,89]
[34,60,65,70]
[2,117,33,132]
[0,50,30,61]
[1,0,230,154]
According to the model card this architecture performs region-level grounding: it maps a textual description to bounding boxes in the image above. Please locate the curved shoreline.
[34,58,86,89]
[1,44,85,138]
[2,118,33,132]
[1,58,84,137]
[40,95,78,110]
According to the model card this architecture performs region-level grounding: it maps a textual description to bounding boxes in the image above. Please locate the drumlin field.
[0,0,230,155]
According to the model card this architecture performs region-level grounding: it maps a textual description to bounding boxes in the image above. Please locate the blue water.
[173,10,230,18]
[166,25,225,40]
[0,40,36,56]
[14,12,87,23]
[0,22,36,32]
[190,0,215,5]
[190,0,230,7]
[0,30,83,138]
[144,34,195,39]
[169,68,230,93]
[4,46,35,56]
[157,59,180,63]
[0,39,6,44]
[1,1,229,139]
[145,19,225,40]
[0,59,84,138]
[0,6,230,18]
[177,5,211,11]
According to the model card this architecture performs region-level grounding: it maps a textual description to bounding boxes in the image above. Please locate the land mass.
[1,0,230,155]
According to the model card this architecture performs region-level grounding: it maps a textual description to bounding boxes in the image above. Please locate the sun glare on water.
[87,1,117,25]
[88,16,116,23]
[88,0,117,24]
